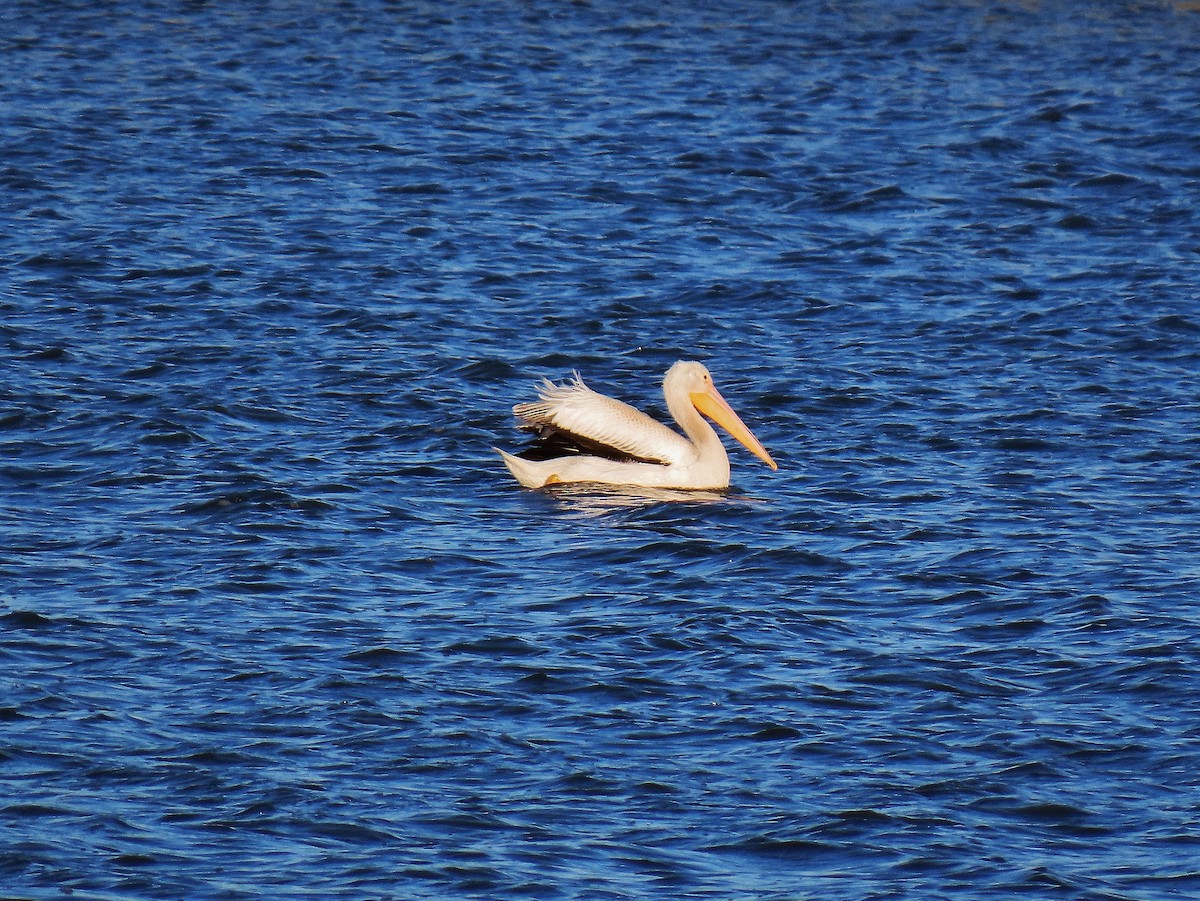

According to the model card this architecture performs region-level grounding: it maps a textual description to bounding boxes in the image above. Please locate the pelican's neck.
[665,380,727,465]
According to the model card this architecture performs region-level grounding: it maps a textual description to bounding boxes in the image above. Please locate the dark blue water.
[3,1,1200,898]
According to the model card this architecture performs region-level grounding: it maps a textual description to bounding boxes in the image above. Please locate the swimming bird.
[496,360,777,490]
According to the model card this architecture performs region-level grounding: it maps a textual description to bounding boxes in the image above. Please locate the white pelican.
[496,361,778,490]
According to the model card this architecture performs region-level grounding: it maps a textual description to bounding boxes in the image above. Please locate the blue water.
[3,1,1200,898]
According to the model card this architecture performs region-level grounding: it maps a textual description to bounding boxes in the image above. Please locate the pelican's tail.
[495,448,561,489]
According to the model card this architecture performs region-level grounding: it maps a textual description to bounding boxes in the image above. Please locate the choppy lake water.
[3,1,1200,898]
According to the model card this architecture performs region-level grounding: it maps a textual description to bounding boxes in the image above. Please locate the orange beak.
[691,384,778,470]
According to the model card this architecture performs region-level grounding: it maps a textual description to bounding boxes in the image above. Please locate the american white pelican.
[496,361,778,490]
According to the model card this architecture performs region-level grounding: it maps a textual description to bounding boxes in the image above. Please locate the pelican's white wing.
[513,374,694,466]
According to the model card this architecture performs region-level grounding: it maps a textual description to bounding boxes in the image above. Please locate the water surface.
[3,1,1199,898]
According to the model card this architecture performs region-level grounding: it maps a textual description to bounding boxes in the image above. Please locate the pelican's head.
[666,361,778,470]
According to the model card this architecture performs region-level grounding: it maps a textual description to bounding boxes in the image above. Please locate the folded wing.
[513,373,693,466]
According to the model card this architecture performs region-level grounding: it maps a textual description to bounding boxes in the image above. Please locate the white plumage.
[496,361,777,490]
[511,372,694,465]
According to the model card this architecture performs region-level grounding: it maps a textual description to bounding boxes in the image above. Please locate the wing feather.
[513,373,693,466]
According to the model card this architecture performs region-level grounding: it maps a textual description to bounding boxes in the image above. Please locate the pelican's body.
[497,361,777,490]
